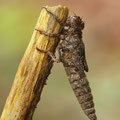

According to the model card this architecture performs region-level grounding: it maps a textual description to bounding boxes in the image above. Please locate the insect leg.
[35,28,59,37]
[55,43,63,62]
[36,47,61,63]
[43,6,64,26]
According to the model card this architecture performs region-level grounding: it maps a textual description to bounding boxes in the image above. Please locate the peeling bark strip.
[0,5,68,120]
[59,16,97,120]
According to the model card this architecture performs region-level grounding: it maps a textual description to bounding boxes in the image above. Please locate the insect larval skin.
[59,16,97,120]
[35,7,97,120]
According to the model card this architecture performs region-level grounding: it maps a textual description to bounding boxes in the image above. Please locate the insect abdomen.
[64,65,97,120]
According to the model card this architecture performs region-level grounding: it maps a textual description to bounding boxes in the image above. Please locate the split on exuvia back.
[35,7,97,120]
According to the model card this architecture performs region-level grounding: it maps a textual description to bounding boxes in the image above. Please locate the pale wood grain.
[0,5,68,120]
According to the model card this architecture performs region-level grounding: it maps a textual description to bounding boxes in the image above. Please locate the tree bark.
[0,5,68,120]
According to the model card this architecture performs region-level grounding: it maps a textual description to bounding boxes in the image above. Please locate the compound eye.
[81,22,84,29]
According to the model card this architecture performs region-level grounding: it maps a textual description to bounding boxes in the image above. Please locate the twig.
[0,5,68,120]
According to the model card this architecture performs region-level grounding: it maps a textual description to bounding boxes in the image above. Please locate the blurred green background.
[0,0,120,120]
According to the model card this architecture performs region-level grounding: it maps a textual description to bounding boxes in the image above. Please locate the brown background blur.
[0,0,120,120]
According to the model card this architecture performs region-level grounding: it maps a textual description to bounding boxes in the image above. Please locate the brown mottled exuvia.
[58,16,97,120]
[36,7,97,120]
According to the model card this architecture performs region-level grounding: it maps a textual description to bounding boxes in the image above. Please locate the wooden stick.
[0,5,68,120]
